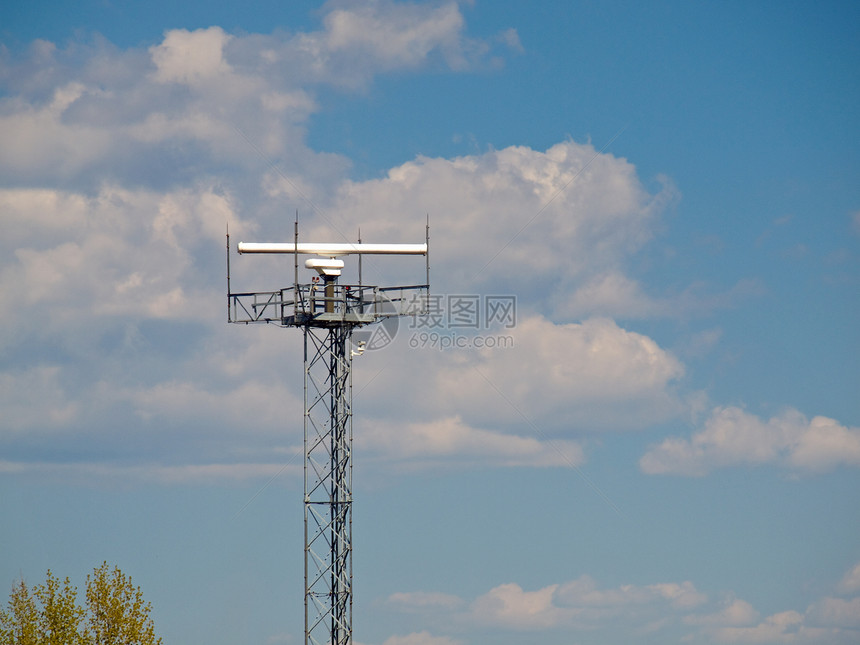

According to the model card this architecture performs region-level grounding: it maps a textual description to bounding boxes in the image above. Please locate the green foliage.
[0,579,39,645]
[0,565,161,645]
[85,563,160,645]
[33,572,85,645]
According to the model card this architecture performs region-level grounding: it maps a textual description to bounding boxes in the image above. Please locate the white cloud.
[344,312,687,476]
[788,415,860,471]
[471,582,565,629]
[358,415,584,469]
[0,188,89,245]
[386,576,860,643]
[710,610,804,643]
[322,1,466,66]
[387,592,464,612]
[648,582,709,609]
[388,575,707,634]
[125,378,303,429]
[0,5,516,189]
[0,185,238,347]
[703,606,859,645]
[837,562,860,594]
[380,632,463,645]
[265,632,293,645]
[690,567,860,643]
[150,26,234,86]
[685,597,759,627]
[556,273,764,320]
[469,576,708,630]
[0,366,80,431]
[806,596,860,629]
[428,315,684,431]
[0,82,113,179]
[323,142,675,299]
[0,459,300,485]
[0,365,306,482]
[675,327,724,359]
[558,271,661,318]
[0,150,682,485]
[0,8,685,484]
[553,576,706,613]
[640,406,860,475]
[284,0,515,88]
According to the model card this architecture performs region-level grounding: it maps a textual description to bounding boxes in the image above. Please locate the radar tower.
[227,220,429,645]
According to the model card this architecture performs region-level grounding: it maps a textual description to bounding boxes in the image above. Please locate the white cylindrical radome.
[305,258,345,277]
[238,242,427,256]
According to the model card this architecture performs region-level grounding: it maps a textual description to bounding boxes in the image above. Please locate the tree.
[33,572,85,645]
[0,579,38,645]
[85,563,160,645]
[1,565,161,645]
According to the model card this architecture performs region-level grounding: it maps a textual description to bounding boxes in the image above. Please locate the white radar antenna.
[227,218,430,645]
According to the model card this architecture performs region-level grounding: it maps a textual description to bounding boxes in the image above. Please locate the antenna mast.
[227,225,429,645]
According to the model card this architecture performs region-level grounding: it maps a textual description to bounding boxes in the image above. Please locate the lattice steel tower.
[227,222,429,645]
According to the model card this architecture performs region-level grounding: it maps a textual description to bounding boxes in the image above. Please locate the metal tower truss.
[227,224,429,645]
[304,324,353,645]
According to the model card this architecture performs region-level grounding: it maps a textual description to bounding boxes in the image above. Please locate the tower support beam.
[304,325,353,645]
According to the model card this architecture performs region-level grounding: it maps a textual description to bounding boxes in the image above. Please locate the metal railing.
[228,283,429,327]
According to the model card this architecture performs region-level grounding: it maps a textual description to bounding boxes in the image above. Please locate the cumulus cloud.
[254,0,518,93]
[554,575,707,613]
[125,378,303,429]
[387,592,464,612]
[0,81,113,180]
[709,610,805,643]
[0,458,301,485]
[386,575,707,634]
[471,582,566,629]
[837,561,860,594]
[319,1,469,72]
[428,315,685,431]
[0,366,80,431]
[0,184,238,339]
[700,604,860,645]
[0,4,687,483]
[684,596,760,627]
[307,137,751,318]
[384,572,860,643]
[640,406,860,475]
[320,142,676,300]
[806,596,860,629]
[1,169,684,479]
[468,576,709,630]
[0,34,311,189]
[379,632,463,645]
[0,3,517,191]
[340,312,688,477]
[0,183,311,477]
[558,271,661,318]
[150,26,234,86]
[556,272,764,320]
[357,415,584,469]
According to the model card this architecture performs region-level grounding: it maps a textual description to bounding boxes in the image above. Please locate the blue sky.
[1,1,859,644]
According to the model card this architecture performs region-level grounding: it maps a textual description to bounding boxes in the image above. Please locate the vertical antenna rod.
[425,215,430,301]
[226,224,231,323]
